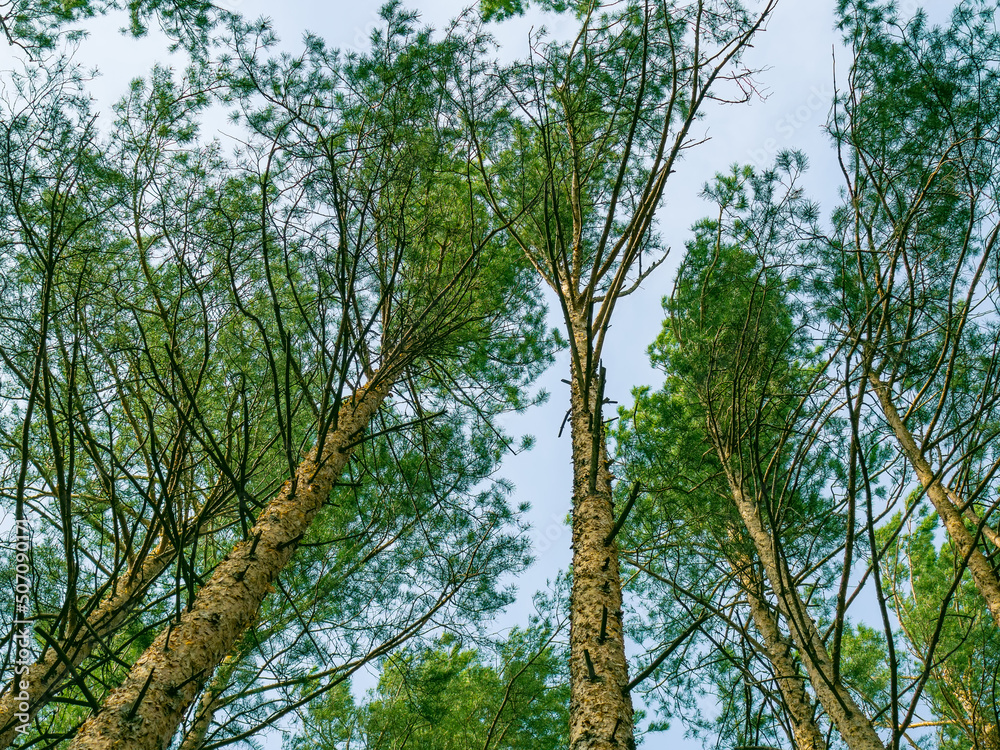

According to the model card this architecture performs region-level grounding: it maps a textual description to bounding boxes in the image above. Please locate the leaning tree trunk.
[0,544,174,748]
[733,553,828,750]
[68,374,393,750]
[176,651,240,750]
[710,422,885,750]
[869,375,1000,627]
[938,664,1000,750]
[726,480,884,750]
[568,322,635,750]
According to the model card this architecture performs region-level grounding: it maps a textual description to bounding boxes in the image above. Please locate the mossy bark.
[68,375,392,750]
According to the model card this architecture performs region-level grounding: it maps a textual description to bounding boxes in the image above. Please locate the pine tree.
[457,2,777,745]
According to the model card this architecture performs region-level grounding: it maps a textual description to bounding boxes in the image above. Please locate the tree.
[8,1,1000,748]
[614,382,829,750]
[618,156,889,750]
[825,0,1000,626]
[0,7,553,749]
[0,57,299,746]
[881,506,1000,750]
[1,0,220,54]
[288,592,569,750]
[458,2,777,745]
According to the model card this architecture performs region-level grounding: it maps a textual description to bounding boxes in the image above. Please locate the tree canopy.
[0,1,998,749]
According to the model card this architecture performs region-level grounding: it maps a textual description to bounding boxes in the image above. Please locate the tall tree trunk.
[68,374,393,750]
[865,377,1000,552]
[869,375,1000,627]
[733,555,828,750]
[711,424,884,750]
[568,322,635,750]
[726,480,883,750]
[0,545,174,748]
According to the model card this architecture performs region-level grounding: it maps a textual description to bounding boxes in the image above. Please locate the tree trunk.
[68,374,393,750]
[710,423,884,750]
[726,480,884,750]
[568,323,635,750]
[0,545,174,749]
[939,665,1000,750]
[176,652,239,750]
[735,557,828,750]
[869,375,1000,627]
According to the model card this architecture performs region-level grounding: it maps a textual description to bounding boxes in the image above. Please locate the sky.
[0,0,960,746]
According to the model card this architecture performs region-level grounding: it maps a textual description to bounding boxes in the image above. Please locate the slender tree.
[0,7,550,748]
[615,387,829,750]
[0,58,294,745]
[460,2,777,745]
[826,0,1000,626]
[623,157,887,750]
[287,590,570,750]
[881,506,1000,750]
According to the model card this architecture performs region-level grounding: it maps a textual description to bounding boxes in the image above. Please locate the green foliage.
[611,157,843,748]
[838,623,895,715]
[0,5,556,747]
[822,0,1000,451]
[288,622,569,750]
[880,508,1000,750]
[1,0,218,53]
[4,1,1000,749]
[479,0,577,22]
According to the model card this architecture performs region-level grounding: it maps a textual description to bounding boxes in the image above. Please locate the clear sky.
[1,0,959,745]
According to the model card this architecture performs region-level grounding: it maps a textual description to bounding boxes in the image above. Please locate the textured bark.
[735,559,827,750]
[869,375,1000,627]
[703,402,884,750]
[68,375,392,750]
[177,653,238,750]
[724,477,885,750]
[568,323,635,750]
[0,545,174,749]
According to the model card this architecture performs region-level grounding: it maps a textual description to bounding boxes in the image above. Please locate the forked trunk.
[69,375,393,750]
[870,375,1000,627]
[734,556,827,750]
[725,480,884,750]
[0,546,174,748]
[568,326,635,750]
[708,414,884,750]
